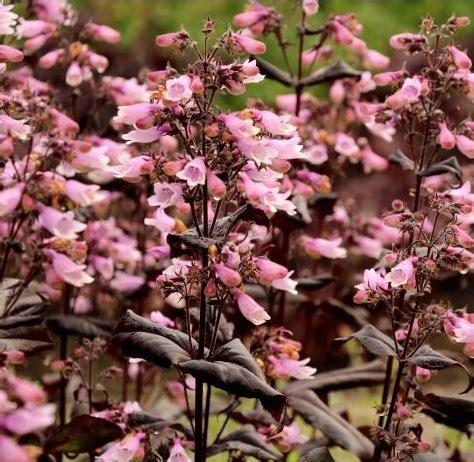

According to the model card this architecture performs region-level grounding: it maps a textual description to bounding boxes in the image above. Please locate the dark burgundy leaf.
[299,61,361,87]
[285,360,385,395]
[207,425,282,460]
[298,447,335,462]
[113,310,195,367]
[44,415,122,454]
[252,57,293,87]
[407,346,472,393]
[168,205,270,257]
[288,390,373,459]
[333,324,396,357]
[0,279,52,354]
[416,391,474,436]
[296,276,334,291]
[47,315,114,338]
[389,149,415,171]
[179,338,286,422]
[129,412,193,439]
[418,156,462,187]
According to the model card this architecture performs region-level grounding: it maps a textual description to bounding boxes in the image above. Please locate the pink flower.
[253,110,297,136]
[451,225,474,248]
[65,180,105,206]
[270,270,297,294]
[362,49,390,69]
[303,236,347,259]
[228,33,266,54]
[65,61,83,87]
[50,108,79,135]
[38,205,86,239]
[0,183,24,217]
[232,288,270,325]
[0,435,29,462]
[269,356,316,379]
[86,23,121,43]
[44,249,94,287]
[276,423,309,452]
[256,258,288,283]
[145,207,176,233]
[456,135,474,159]
[447,45,472,70]
[97,432,145,462]
[360,147,388,173]
[0,4,18,36]
[334,133,359,157]
[214,263,242,288]
[438,122,456,149]
[176,157,206,187]
[389,33,425,50]
[354,235,383,259]
[373,70,405,86]
[155,31,190,50]
[385,76,423,109]
[110,156,154,181]
[222,245,241,269]
[0,115,31,139]
[302,0,319,16]
[167,438,191,462]
[330,20,353,45]
[0,44,23,63]
[163,75,193,103]
[384,257,417,288]
[1,404,55,435]
[150,311,175,328]
[207,170,226,200]
[110,271,145,294]
[148,182,183,208]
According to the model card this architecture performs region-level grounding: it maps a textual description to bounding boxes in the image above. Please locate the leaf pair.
[335,324,472,393]
[113,310,286,421]
[0,279,52,354]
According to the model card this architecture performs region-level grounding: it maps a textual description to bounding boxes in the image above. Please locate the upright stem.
[58,284,72,428]
[295,10,306,117]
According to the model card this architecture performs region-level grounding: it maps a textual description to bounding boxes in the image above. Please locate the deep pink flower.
[456,134,474,159]
[214,263,242,287]
[207,170,226,200]
[447,45,472,70]
[0,44,23,63]
[256,258,288,283]
[232,288,270,325]
[227,32,266,54]
[86,23,121,43]
[438,122,456,149]
[373,70,405,86]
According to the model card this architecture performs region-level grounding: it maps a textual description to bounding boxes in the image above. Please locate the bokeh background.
[70,0,474,109]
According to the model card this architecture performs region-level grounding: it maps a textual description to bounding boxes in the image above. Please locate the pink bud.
[228,33,266,55]
[207,170,226,200]
[38,48,65,69]
[415,366,431,382]
[191,75,204,94]
[438,122,455,149]
[0,44,23,63]
[373,70,405,86]
[302,0,319,16]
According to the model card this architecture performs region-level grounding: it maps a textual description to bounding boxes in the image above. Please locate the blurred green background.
[70,0,474,109]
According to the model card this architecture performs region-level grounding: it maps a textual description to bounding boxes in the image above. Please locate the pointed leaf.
[334,324,396,357]
[44,415,122,454]
[47,315,114,338]
[113,310,195,367]
[179,339,286,421]
[285,360,385,395]
[299,61,361,87]
[288,390,373,459]
[298,447,335,462]
[208,425,282,460]
[389,149,415,171]
[418,156,462,187]
[252,57,293,87]
[0,279,52,354]
[407,346,472,393]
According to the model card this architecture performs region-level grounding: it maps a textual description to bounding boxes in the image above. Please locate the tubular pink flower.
[303,236,347,259]
[438,122,456,149]
[44,249,94,287]
[228,32,266,54]
[0,182,24,217]
[456,134,474,159]
[256,258,288,283]
[232,288,270,325]
[447,45,472,70]
[214,263,242,287]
